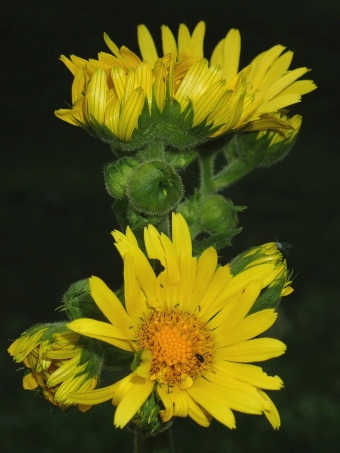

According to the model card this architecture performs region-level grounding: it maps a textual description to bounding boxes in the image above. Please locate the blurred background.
[2,0,339,451]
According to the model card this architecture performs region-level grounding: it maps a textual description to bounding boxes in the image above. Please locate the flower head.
[8,324,101,411]
[55,22,316,151]
[67,213,292,432]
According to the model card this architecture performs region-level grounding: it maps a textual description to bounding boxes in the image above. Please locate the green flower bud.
[177,193,244,254]
[104,157,140,199]
[256,114,302,167]
[200,195,239,234]
[61,279,108,322]
[126,161,183,216]
[225,113,301,168]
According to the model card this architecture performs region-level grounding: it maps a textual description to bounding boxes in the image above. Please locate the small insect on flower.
[195,353,204,363]
[276,241,292,255]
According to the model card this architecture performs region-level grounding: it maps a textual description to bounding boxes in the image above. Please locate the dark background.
[2,0,339,451]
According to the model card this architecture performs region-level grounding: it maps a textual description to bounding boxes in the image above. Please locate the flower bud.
[230,242,293,313]
[62,279,108,322]
[226,113,302,169]
[200,195,239,234]
[126,161,183,216]
[104,157,140,199]
[7,323,103,411]
[177,193,244,252]
[256,114,302,167]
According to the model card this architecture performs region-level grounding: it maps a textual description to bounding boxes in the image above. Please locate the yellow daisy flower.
[8,325,99,412]
[55,22,315,149]
[67,213,291,430]
[138,21,317,134]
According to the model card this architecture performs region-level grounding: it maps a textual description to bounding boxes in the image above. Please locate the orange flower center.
[136,309,213,385]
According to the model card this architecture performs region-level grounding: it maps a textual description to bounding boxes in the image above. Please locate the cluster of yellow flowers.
[55,22,316,143]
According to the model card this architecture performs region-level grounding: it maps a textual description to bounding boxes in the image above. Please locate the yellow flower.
[55,22,315,149]
[67,213,291,430]
[8,325,99,412]
[139,21,317,134]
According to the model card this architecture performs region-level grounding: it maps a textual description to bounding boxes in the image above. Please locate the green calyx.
[127,389,173,439]
[79,97,213,154]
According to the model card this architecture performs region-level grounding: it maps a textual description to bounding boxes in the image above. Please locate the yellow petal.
[187,380,236,429]
[157,384,174,422]
[117,87,145,141]
[89,276,134,335]
[67,318,135,351]
[69,382,117,405]
[123,253,147,321]
[23,373,39,390]
[214,361,283,390]
[201,371,270,414]
[216,337,286,362]
[187,395,212,427]
[178,23,191,57]
[215,309,278,348]
[190,21,206,58]
[161,25,177,57]
[72,69,86,104]
[222,29,241,82]
[189,247,217,311]
[138,24,159,68]
[113,229,159,303]
[114,377,154,428]
[171,212,192,258]
[60,55,78,75]
[258,389,281,429]
[86,68,107,123]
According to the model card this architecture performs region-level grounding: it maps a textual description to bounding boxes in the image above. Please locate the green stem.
[212,158,254,190]
[198,150,216,196]
[137,140,165,161]
[134,428,174,453]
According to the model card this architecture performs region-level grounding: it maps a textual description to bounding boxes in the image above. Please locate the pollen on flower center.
[136,309,214,385]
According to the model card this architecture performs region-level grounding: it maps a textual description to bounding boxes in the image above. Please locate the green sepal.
[127,388,173,439]
[247,281,285,316]
[61,279,108,322]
